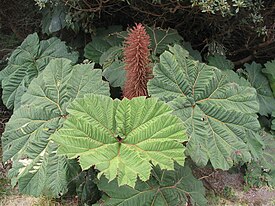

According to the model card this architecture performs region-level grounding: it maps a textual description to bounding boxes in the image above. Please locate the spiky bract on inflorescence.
[122,23,152,99]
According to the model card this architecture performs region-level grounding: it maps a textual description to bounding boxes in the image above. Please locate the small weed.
[206,190,221,205]
[0,177,13,197]
[222,186,236,200]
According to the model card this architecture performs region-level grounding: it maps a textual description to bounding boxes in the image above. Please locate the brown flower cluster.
[122,23,152,99]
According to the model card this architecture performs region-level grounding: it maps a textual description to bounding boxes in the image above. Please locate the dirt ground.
[197,168,275,206]
[0,196,39,206]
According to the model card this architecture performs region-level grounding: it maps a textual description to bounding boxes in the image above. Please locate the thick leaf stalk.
[123,23,152,99]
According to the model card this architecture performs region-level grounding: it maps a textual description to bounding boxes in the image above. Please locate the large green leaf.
[262,60,275,97]
[148,44,262,170]
[41,4,67,34]
[94,163,207,206]
[84,26,124,63]
[261,132,275,187]
[0,33,78,110]
[207,55,250,87]
[243,62,275,116]
[146,26,183,56]
[246,132,275,187]
[75,169,101,205]
[100,46,125,88]
[222,70,251,87]
[207,54,234,70]
[102,60,126,88]
[52,94,187,188]
[182,41,202,62]
[272,112,275,131]
[1,58,109,197]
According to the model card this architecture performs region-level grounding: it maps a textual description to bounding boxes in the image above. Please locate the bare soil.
[0,196,39,206]
[196,168,275,205]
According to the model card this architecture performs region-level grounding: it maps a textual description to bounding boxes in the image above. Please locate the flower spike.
[122,23,152,99]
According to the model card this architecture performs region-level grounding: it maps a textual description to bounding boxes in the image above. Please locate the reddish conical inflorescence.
[122,23,152,99]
